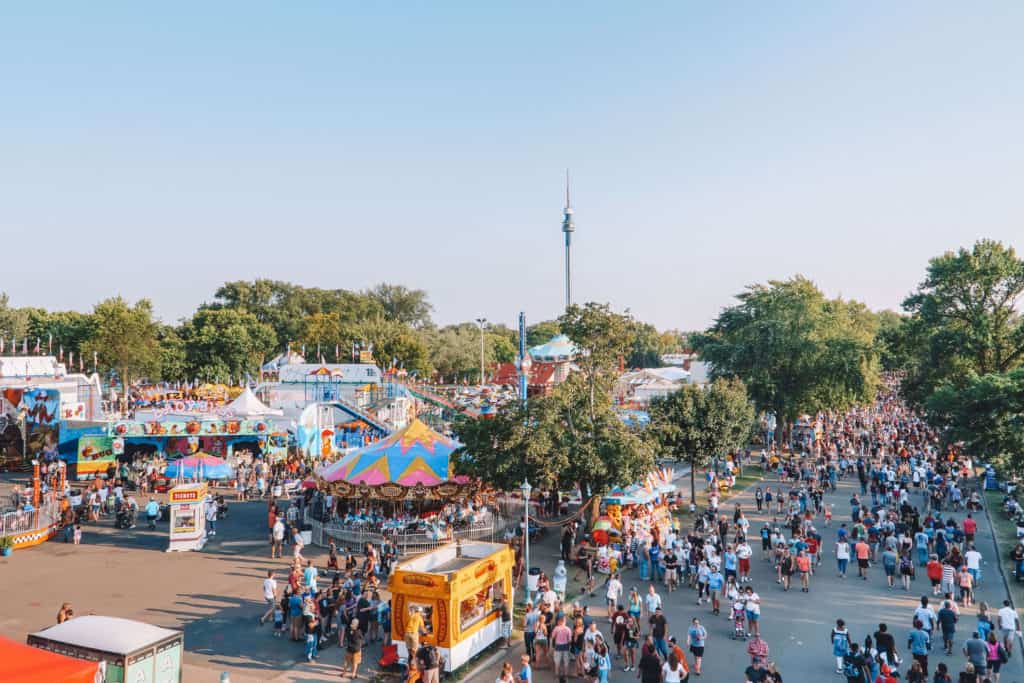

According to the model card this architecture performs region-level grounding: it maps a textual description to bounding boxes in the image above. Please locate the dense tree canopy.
[180,308,277,382]
[900,239,1024,407]
[80,297,162,387]
[926,367,1024,471]
[693,276,879,430]
[453,373,654,499]
[648,378,755,503]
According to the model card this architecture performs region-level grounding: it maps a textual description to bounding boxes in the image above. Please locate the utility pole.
[475,317,487,388]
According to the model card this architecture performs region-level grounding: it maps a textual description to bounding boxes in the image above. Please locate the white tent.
[228,386,283,417]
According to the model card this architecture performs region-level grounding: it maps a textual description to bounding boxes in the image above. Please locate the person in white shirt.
[998,599,1020,654]
[736,541,753,583]
[644,585,661,617]
[259,570,277,625]
[964,547,983,584]
[205,497,218,536]
[605,573,623,620]
[271,518,285,559]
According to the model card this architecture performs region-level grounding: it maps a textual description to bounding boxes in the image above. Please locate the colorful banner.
[76,436,123,478]
[109,419,270,438]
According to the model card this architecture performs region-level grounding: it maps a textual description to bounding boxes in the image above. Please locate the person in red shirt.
[926,555,943,596]
[963,514,977,543]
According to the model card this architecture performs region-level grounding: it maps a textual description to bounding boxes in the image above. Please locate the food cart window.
[407,602,434,637]
[459,579,505,632]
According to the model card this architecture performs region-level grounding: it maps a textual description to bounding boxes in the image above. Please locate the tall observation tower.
[562,170,575,310]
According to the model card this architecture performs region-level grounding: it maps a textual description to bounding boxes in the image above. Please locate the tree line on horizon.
[0,280,688,390]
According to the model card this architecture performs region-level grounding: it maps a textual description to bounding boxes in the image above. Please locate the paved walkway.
[478,472,1024,681]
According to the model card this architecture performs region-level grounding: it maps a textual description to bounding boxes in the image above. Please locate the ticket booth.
[166,483,207,552]
[389,541,514,672]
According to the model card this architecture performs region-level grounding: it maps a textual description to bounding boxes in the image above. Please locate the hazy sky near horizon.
[3,3,1022,332]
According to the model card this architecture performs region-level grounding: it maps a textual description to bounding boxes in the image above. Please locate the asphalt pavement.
[476,472,1024,682]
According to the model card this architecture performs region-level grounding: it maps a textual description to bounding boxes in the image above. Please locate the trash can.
[527,567,541,593]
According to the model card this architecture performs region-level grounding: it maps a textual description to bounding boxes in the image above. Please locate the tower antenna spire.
[561,169,575,311]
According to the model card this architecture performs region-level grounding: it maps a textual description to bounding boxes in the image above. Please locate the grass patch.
[984,490,1024,619]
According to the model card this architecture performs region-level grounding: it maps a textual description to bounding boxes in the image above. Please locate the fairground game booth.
[389,541,514,671]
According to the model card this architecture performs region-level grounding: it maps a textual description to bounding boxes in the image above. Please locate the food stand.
[28,615,183,683]
[166,483,207,552]
[389,541,514,671]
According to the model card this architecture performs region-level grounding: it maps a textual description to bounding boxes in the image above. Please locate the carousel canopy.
[317,418,461,487]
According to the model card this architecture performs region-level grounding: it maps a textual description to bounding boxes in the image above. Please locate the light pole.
[475,317,487,389]
[521,478,532,605]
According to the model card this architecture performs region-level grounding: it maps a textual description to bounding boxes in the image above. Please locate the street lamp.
[521,478,532,605]
[475,317,487,389]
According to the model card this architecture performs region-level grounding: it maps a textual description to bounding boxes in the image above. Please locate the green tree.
[157,325,188,381]
[0,293,31,341]
[366,283,433,328]
[901,239,1024,406]
[80,298,161,387]
[353,316,431,375]
[25,309,94,360]
[926,368,1024,472]
[648,378,755,504]
[453,373,655,502]
[628,322,669,368]
[526,320,561,347]
[558,303,637,422]
[210,280,385,350]
[181,308,276,382]
[428,324,488,382]
[692,276,879,439]
[874,310,913,372]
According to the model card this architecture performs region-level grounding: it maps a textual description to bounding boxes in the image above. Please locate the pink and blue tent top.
[317,419,464,487]
[164,453,232,480]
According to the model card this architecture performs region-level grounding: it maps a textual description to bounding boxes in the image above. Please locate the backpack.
[842,655,861,678]
[424,645,441,669]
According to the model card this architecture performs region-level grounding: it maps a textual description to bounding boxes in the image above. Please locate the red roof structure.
[492,361,562,396]
[2,636,99,683]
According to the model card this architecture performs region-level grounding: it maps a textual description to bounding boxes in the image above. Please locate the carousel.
[311,419,510,554]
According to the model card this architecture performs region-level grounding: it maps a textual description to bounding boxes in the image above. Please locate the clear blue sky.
[3,3,1022,331]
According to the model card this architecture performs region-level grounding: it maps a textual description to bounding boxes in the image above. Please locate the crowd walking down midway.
[491,376,1024,683]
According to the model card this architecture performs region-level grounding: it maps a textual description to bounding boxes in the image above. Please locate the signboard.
[359,350,374,364]
[110,419,269,438]
[75,436,123,479]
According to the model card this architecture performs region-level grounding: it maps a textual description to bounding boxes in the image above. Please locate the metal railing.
[313,514,514,556]
[0,495,61,539]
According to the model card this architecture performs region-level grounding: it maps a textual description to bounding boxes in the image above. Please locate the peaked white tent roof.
[228,386,283,417]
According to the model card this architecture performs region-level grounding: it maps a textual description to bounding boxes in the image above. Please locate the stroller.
[731,600,747,640]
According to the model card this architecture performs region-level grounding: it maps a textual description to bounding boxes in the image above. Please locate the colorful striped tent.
[317,419,462,487]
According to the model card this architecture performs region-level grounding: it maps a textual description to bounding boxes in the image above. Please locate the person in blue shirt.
[687,617,707,676]
[914,530,930,566]
[723,548,738,583]
[519,652,534,683]
[145,498,160,529]
[907,618,930,675]
[707,566,725,615]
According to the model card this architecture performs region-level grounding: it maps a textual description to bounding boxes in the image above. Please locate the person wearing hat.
[667,636,690,677]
